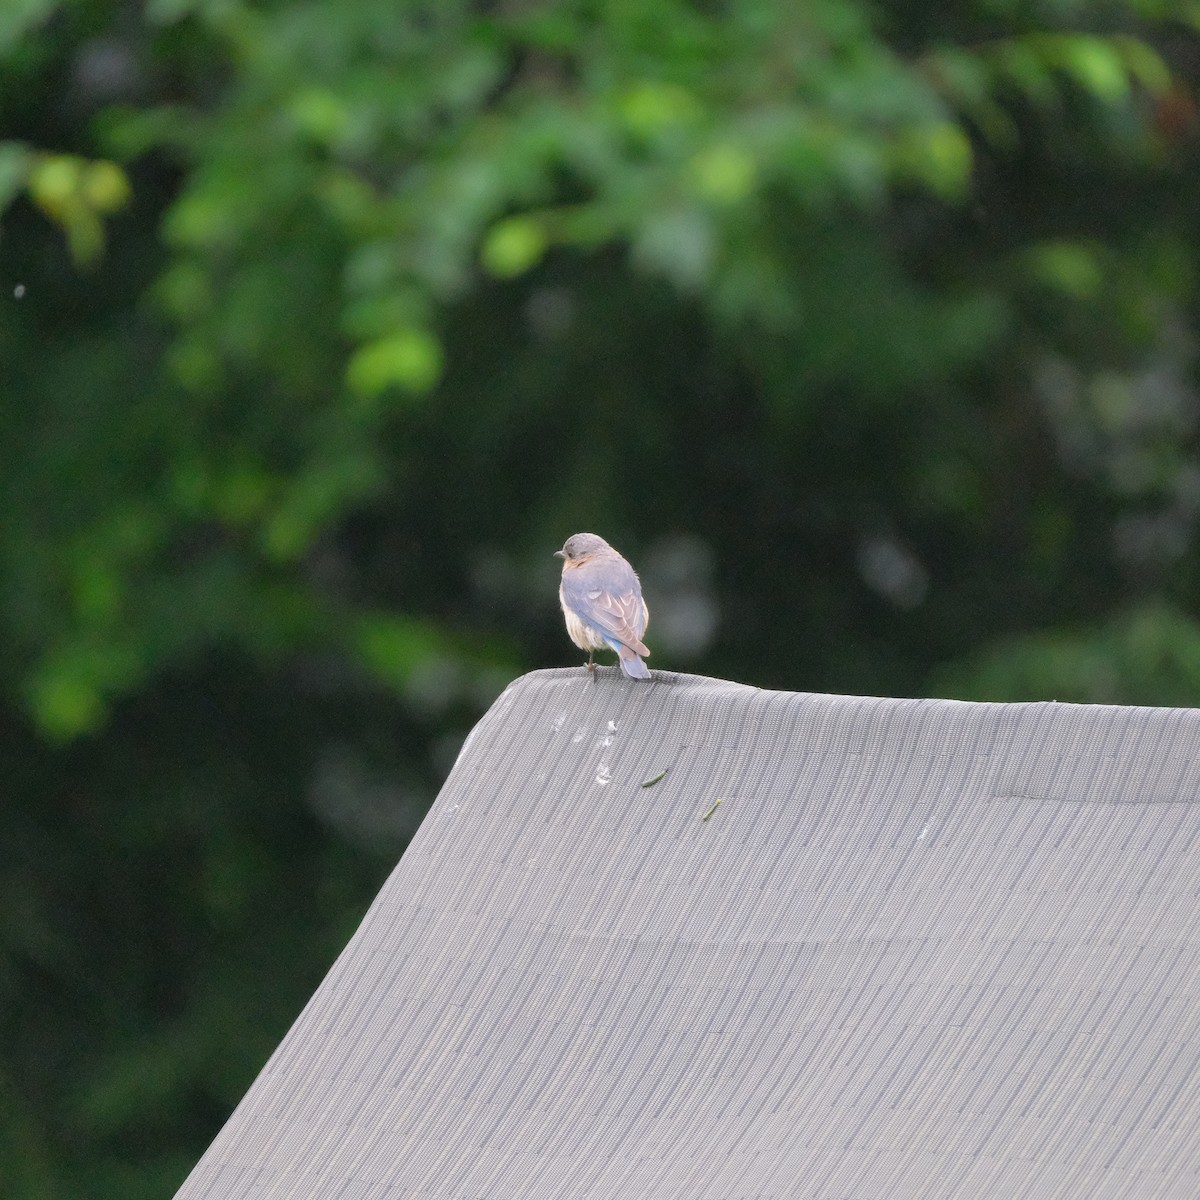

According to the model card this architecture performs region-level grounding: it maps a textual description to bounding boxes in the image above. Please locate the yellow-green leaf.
[346,329,443,398]
[690,144,757,206]
[481,216,547,279]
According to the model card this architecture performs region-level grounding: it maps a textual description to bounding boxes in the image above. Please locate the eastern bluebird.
[556,532,651,680]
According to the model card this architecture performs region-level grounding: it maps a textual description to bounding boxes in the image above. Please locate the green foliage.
[3,0,1200,1195]
[935,603,1200,704]
[0,0,58,51]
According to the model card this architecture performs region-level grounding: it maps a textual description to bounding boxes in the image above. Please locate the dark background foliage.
[3,0,1200,1194]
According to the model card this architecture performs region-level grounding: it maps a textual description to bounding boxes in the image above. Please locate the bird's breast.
[559,584,607,650]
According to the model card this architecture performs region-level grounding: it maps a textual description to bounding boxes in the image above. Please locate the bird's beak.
[553,549,565,558]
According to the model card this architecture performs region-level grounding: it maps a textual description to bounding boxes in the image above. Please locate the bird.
[555,532,651,680]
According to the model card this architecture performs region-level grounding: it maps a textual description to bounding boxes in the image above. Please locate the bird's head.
[555,532,612,562]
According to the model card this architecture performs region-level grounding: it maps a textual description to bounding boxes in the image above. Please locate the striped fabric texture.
[177,669,1200,1199]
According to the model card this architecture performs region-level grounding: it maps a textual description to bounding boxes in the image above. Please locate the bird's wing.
[561,559,650,655]
[587,588,650,655]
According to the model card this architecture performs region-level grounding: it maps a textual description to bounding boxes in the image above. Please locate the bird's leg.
[586,649,596,680]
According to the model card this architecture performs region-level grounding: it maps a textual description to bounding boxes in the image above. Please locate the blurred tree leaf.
[0,0,57,51]
[481,215,549,280]
[26,154,131,266]
[346,330,444,400]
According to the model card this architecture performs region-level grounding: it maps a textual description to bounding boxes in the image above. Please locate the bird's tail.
[617,646,650,680]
